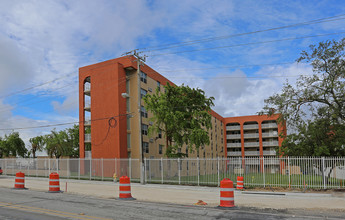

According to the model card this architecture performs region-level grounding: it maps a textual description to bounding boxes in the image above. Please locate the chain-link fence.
[1,157,344,189]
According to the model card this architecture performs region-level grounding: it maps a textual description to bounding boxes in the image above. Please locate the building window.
[140,72,147,83]
[157,81,161,91]
[141,106,148,118]
[159,145,163,154]
[143,142,149,153]
[140,88,147,99]
[158,129,162,138]
[142,124,148,135]
[127,133,131,149]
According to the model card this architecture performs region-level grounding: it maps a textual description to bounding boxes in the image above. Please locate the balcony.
[243,124,259,130]
[227,151,242,156]
[261,123,278,129]
[226,134,241,139]
[262,141,279,147]
[85,151,92,159]
[84,83,91,95]
[85,133,91,143]
[226,125,240,131]
[84,101,91,111]
[227,143,241,148]
[85,118,91,126]
[262,132,278,138]
[243,133,259,139]
[244,142,259,147]
[263,150,277,156]
[245,151,260,156]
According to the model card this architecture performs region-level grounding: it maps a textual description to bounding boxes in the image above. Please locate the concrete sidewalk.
[1,175,345,211]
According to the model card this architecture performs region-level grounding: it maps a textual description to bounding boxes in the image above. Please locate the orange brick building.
[79,55,285,160]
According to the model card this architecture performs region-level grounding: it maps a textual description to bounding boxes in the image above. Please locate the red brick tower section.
[79,57,136,159]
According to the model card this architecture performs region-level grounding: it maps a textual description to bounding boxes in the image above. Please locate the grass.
[146,172,344,188]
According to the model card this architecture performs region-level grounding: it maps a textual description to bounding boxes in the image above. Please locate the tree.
[143,83,215,157]
[262,38,345,185]
[44,125,79,158]
[29,135,45,158]
[0,132,27,158]
[262,38,345,157]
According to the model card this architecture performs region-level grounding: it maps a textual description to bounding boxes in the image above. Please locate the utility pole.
[123,50,147,184]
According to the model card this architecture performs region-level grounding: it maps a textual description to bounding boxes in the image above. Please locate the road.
[0,187,344,220]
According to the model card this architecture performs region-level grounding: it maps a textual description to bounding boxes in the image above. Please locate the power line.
[157,62,295,72]
[0,113,131,131]
[149,31,345,57]
[0,72,77,99]
[0,84,77,113]
[137,14,345,52]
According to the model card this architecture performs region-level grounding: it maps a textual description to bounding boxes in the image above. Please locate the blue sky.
[0,0,345,145]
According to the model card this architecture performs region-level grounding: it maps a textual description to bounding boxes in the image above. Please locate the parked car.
[0,167,3,175]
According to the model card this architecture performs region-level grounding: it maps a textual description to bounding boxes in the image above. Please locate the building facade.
[79,56,285,160]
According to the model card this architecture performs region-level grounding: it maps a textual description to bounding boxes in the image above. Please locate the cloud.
[0,34,34,94]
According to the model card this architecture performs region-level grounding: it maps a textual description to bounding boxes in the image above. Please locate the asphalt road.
[0,187,344,220]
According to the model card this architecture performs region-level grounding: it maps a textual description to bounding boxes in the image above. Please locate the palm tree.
[29,136,45,158]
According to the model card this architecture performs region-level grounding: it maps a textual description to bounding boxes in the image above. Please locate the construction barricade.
[48,172,62,193]
[14,172,26,189]
[118,176,135,200]
[218,178,235,208]
[236,176,244,190]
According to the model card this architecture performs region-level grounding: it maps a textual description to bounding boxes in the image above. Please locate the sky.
[0,0,345,149]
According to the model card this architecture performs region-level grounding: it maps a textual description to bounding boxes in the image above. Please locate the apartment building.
[224,115,286,158]
[79,56,225,160]
[79,56,285,161]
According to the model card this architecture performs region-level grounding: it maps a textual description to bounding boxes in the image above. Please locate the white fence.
[0,157,345,189]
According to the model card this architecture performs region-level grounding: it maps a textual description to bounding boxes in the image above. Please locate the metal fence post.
[288,157,291,188]
[4,158,7,175]
[217,157,220,187]
[101,158,104,181]
[89,159,92,180]
[48,158,51,175]
[27,160,29,176]
[149,159,151,182]
[129,158,132,180]
[161,158,163,184]
[178,158,181,185]
[36,158,38,177]
[144,158,147,184]
[263,157,265,188]
[197,157,200,186]
[78,158,80,180]
[115,158,117,177]
[67,159,70,179]
[56,159,59,173]
[322,157,326,189]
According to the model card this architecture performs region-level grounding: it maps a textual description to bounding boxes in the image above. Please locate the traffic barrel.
[219,178,235,208]
[14,172,26,189]
[48,172,62,193]
[118,176,135,200]
[236,176,244,190]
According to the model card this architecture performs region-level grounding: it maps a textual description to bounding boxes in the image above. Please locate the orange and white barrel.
[236,176,244,190]
[219,178,235,208]
[14,172,25,189]
[119,176,135,200]
[49,172,61,192]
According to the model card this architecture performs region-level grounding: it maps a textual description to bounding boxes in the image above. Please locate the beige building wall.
[126,70,225,161]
